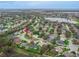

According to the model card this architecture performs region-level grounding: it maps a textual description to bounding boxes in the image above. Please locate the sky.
[0,1,79,10]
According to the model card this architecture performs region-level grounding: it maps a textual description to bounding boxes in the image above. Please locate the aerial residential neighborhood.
[0,9,79,57]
